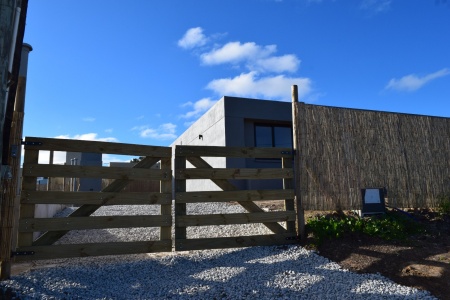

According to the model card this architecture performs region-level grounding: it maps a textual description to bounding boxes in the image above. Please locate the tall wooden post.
[0,43,32,280]
[291,85,306,241]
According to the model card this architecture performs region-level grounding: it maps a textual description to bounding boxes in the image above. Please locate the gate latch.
[11,251,35,257]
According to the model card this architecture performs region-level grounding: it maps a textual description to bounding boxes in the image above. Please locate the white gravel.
[0,203,437,299]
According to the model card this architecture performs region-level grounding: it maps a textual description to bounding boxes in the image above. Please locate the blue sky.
[22,0,450,163]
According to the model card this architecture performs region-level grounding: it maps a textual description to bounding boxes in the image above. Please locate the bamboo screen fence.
[294,103,450,210]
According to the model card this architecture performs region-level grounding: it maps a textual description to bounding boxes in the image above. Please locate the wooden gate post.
[291,85,306,241]
[174,148,186,250]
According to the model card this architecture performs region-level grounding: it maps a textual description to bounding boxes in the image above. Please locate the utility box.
[358,188,386,217]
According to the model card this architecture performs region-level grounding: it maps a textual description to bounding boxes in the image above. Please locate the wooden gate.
[174,145,299,251]
[5,138,300,266]
[14,137,172,261]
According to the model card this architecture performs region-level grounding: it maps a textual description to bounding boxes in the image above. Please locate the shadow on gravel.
[314,211,450,300]
[0,245,435,299]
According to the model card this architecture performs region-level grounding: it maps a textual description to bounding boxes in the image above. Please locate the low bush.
[307,210,424,244]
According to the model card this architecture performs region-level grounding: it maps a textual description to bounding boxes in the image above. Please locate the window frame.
[254,123,293,148]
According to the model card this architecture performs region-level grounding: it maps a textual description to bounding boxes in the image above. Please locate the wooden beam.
[176,168,293,180]
[176,189,295,203]
[22,164,169,180]
[176,145,292,158]
[283,157,296,233]
[175,234,298,251]
[19,215,171,232]
[15,240,172,261]
[21,191,172,205]
[160,157,172,242]
[174,155,187,241]
[292,85,306,240]
[23,136,171,157]
[176,211,296,227]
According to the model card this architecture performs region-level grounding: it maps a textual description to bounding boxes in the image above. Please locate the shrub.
[307,210,423,244]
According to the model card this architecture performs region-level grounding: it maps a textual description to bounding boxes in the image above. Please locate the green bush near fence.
[307,210,424,244]
[437,194,450,216]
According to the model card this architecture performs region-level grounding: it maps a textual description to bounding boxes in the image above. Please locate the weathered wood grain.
[19,215,172,232]
[176,211,295,227]
[21,191,172,205]
[176,168,293,180]
[176,145,292,158]
[23,136,171,157]
[14,240,172,261]
[175,234,299,251]
[176,189,295,203]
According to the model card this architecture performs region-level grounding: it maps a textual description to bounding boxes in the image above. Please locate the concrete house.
[171,96,293,191]
[65,152,102,191]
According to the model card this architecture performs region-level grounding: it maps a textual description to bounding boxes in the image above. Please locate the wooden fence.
[293,101,450,210]
[174,145,299,251]
[14,136,173,261]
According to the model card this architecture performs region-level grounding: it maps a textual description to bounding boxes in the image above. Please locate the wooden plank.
[17,149,39,248]
[176,189,295,203]
[282,157,296,233]
[160,157,172,241]
[177,168,293,180]
[176,145,293,158]
[174,155,187,240]
[186,156,287,234]
[175,234,299,251]
[22,191,172,205]
[14,240,172,261]
[176,211,296,227]
[19,215,172,232]
[23,136,172,157]
[22,164,169,180]
[292,88,306,240]
[32,156,162,246]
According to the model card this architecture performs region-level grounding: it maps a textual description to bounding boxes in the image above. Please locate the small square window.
[255,124,292,148]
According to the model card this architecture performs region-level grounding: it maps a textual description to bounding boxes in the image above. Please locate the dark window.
[255,124,292,148]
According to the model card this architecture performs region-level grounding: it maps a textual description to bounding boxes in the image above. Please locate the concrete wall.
[223,97,292,190]
[172,96,293,192]
[171,98,226,192]
[66,152,102,191]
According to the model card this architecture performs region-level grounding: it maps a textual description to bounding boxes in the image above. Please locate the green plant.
[306,211,423,245]
[437,194,450,215]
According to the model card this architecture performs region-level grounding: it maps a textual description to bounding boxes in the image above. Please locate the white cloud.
[180,98,217,119]
[360,0,391,13]
[198,41,300,74]
[201,42,276,65]
[254,54,300,73]
[206,71,312,101]
[54,133,118,142]
[133,123,177,140]
[82,117,95,122]
[178,27,208,49]
[385,68,450,92]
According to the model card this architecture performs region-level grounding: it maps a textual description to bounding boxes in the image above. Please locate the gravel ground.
[0,203,437,299]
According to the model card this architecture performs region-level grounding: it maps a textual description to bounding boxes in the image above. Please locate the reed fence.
[293,102,450,210]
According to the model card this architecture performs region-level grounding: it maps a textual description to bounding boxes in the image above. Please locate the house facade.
[171,96,293,191]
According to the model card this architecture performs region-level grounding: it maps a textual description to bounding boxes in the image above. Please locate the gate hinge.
[11,251,35,257]
[285,236,301,241]
[21,140,43,146]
